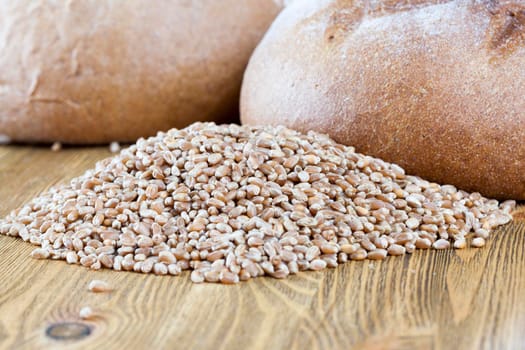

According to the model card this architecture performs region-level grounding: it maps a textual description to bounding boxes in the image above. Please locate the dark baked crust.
[0,0,282,143]
[241,0,525,199]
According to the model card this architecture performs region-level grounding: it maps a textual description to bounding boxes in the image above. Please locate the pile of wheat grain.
[0,123,514,283]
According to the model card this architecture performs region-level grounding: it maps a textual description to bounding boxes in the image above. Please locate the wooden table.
[0,146,523,350]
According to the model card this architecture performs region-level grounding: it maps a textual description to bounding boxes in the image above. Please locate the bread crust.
[241,0,525,199]
[0,0,282,143]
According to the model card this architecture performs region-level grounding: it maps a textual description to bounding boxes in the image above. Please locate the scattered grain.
[88,280,112,293]
[109,142,121,153]
[51,142,62,152]
[79,306,95,320]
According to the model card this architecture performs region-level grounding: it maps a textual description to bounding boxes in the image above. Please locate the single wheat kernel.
[471,237,486,248]
[453,239,466,249]
[88,280,112,293]
[109,142,121,153]
[433,239,450,250]
[79,306,95,320]
[31,248,50,260]
[51,142,62,152]
[367,249,388,260]
[387,244,406,256]
[190,270,205,283]
[309,259,327,271]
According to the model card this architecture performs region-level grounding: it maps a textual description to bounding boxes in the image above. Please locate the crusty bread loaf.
[0,0,283,143]
[241,0,525,199]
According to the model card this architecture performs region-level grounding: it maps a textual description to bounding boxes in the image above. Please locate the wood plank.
[0,146,523,349]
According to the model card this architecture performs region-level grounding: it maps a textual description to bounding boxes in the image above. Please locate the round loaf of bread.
[0,0,283,143]
[241,0,525,199]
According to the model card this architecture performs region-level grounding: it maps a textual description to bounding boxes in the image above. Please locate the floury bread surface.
[0,0,284,143]
[241,0,525,199]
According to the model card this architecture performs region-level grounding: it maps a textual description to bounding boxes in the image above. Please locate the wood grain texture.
[0,146,524,350]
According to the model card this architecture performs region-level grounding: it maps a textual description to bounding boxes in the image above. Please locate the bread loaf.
[241,0,525,199]
[0,0,283,143]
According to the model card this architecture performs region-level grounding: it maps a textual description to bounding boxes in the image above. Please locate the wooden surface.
[0,145,524,350]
